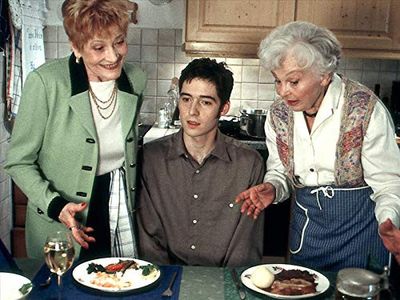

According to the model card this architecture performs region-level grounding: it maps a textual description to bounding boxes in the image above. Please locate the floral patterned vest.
[270,76,377,188]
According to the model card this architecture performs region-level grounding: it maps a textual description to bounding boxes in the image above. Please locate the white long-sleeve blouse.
[264,73,400,228]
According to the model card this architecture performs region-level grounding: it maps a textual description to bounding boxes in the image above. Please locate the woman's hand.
[235,182,276,219]
[58,202,95,249]
[379,218,400,264]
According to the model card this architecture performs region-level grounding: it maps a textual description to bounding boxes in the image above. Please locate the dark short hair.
[179,58,234,107]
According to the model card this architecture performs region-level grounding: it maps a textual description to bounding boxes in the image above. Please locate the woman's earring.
[76,56,81,64]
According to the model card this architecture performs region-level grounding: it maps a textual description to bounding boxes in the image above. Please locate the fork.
[39,273,52,288]
[161,271,178,297]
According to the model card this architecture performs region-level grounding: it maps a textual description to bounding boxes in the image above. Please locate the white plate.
[0,272,32,300]
[240,264,330,299]
[72,257,160,293]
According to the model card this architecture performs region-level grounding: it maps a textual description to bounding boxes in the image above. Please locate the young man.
[137,58,265,267]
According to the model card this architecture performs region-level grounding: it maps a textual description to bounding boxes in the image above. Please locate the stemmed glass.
[43,231,75,296]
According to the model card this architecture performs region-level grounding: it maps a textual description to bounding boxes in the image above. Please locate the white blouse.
[89,80,124,176]
[264,73,400,228]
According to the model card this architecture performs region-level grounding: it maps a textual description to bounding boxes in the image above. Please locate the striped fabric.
[289,186,390,272]
[109,167,137,257]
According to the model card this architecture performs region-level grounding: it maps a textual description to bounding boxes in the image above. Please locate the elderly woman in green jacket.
[5,0,146,260]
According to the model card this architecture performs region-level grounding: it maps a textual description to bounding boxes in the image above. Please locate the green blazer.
[5,54,147,259]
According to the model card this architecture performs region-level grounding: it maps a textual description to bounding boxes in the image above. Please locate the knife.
[230,268,246,299]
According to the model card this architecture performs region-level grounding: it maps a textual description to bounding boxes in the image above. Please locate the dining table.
[1,238,398,299]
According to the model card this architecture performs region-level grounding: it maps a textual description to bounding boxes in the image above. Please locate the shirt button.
[190,244,196,250]
[192,219,197,224]
[229,203,234,208]
[195,170,200,174]
[193,194,198,199]
[310,168,315,172]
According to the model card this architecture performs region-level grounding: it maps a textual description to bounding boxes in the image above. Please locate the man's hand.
[58,202,95,249]
[379,218,400,264]
[235,182,276,219]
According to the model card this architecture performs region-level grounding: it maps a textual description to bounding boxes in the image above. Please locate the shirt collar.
[166,129,231,163]
[318,72,343,113]
[293,72,343,120]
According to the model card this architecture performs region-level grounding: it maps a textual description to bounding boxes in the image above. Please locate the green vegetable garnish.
[86,262,106,274]
[140,264,158,276]
[19,283,33,295]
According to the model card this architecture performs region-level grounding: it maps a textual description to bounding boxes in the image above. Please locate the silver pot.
[239,109,267,138]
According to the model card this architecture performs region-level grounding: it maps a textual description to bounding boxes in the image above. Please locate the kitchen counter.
[143,126,179,144]
[142,125,267,150]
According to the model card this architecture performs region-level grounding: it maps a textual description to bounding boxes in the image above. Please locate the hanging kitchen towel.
[21,0,46,83]
[6,0,46,116]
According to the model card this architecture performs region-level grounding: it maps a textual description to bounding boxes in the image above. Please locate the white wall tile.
[45,42,58,60]
[144,80,157,96]
[44,26,57,42]
[158,29,175,46]
[127,28,141,45]
[126,45,141,62]
[141,63,157,79]
[174,63,187,78]
[158,46,175,63]
[242,58,259,66]
[362,59,381,71]
[174,47,191,64]
[157,80,170,97]
[230,65,242,83]
[242,66,260,83]
[157,63,175,80]
[142,29,158,45]
[57,26,69,43]
[228,100,241,115]
[175,29,183,46]
[344,70,362,81]
[58,42,72,58]
[141,96,157,113]
[141,46,158,62]
[241,83,258,99]
[346,58,363,70]
[240,100,258,109]
[258,84,275,101]
[231,83,241,100]
[226,58,243,66]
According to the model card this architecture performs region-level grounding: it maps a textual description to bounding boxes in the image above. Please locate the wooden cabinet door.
[296,0,400,59]
[185,0,296,57]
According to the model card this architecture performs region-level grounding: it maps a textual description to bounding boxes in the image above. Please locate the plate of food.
[72,257,160,293]
[0,272,33,300]
[240,264,330,299]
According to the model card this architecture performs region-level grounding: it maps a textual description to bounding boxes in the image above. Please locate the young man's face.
[178,78,229,140]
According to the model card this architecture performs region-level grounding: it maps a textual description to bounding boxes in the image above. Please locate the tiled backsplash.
[43,26,400,125]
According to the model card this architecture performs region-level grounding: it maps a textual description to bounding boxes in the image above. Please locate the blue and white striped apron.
[289,186,389,272]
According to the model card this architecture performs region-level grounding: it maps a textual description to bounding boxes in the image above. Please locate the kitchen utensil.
[39,274,52,288]
[239,109,267,138]
[336,268,382,299]
[161,271,177,297]
[231,268,246,299]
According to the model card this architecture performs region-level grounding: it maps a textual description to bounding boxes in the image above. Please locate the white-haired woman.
[236,21,400,271]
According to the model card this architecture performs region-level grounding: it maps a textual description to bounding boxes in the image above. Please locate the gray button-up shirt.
[137,129,265,267]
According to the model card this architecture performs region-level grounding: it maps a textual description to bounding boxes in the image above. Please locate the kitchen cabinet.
[184,0,400,59]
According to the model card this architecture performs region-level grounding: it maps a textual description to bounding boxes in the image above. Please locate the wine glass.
[43,231,75,293]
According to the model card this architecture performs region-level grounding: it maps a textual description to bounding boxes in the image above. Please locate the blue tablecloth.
[29,263,182,299]
[0,239,21,274]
